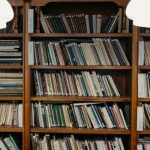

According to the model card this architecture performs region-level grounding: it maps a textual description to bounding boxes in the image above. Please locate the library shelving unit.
[0,0,24,149]
[0,0,139,149]
[21,0,138,150]
[138,29,150,146]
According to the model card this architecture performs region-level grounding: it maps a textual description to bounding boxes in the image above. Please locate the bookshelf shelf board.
[141,33,150,37]
[139,66,150,70]
[0,65,23,70]
[138,130,150,134]
[31,128,131,135]
[31,96,131,102]
[30,66,132,70]
[139,98,150,102]
[0,97,22,101]
[0,33,23,38]
[31,33,132,38]
[0,127,23,132]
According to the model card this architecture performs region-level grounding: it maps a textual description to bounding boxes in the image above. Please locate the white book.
[0,140,7,150]
[117,138,125,150]
[138,41,145,65]
[18,104,23,127]
[138,74,147,97]
[137,106,144,131]
[53,141,61,150]
[119,108,128,129]
[95,140,103,150]
[85,15,90,33]
[28,9,34,33]
[137,144,143,150]
[28,41,34,65]
[96,14,102,33]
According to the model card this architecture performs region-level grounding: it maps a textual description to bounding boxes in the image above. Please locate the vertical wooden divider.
[131,25,139,150]
[24,1,31,150]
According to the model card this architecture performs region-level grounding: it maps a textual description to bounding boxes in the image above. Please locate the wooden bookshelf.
[0,0,24,149]
[24,0,137,150]
[1,0,142,149]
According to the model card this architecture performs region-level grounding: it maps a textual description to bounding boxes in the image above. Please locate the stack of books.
[31,134,125,150]
[0,72,22,96]
[138,73,150,97]
[39,9,124,33]
[31,102,129,129]
[138,136,150,150]
[0,40,22,64]
[33,70,121,97]
[0,102,22,127]
[29,38,130,66]
[0,134,20,150]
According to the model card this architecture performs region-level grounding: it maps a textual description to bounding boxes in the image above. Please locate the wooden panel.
[9,0,23,6]
[31,96,131,102]
[0,34,23,38]
[0,127,23,132]
[31,0,128,7]
[30,66,132,70]
[31,128,131,134]
[130,26,139,150]
[31,33,132,38]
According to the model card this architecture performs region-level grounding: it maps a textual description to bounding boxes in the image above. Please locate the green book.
[9,135,20,150]
[78,45,87,65]
[44,42,51,65]
[59,105,66,127]
[53,105,59,126]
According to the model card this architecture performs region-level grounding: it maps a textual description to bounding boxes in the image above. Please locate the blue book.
[79,75,88,96]
[104,103,116,128]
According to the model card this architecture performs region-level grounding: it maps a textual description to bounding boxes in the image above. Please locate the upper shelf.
[31,0,128,7]
[9,0,23,6]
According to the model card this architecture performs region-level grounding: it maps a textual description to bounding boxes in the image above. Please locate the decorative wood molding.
[31,0,128,7]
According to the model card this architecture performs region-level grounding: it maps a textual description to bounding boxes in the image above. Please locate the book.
[28,9,34,33]
[137,106,144,131]
[139,41,145,65]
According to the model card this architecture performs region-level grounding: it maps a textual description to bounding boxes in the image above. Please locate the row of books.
[29,38,129,66]
[0,134,20,150]
[138,136,150,150]
[0,72,22,96]
[39,10,121,34]
[31,102,129,129]
[139,41,150,66]
[0,102,22,127]
[0,40,22,64]
[137,104,150,131]
[31,134,126,150]
[33,70,121,97]
[138,73,150,97]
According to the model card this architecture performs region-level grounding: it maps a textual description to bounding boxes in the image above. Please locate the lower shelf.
[31,128,131,135]
[0,127,23,132]
[31,96,131,102]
